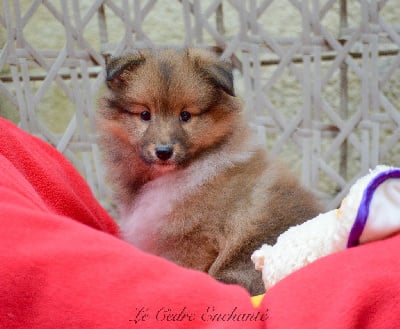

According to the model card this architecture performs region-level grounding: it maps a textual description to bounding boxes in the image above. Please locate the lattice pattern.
[0,0,399,211]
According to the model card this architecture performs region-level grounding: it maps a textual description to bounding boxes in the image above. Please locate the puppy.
[97,48,322,295]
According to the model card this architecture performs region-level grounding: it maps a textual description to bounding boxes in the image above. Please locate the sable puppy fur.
[97,48,322,295]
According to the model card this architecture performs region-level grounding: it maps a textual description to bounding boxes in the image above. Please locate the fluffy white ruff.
[120,133,262,252]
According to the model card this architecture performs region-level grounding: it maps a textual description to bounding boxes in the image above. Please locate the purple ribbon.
[347,168,400,248]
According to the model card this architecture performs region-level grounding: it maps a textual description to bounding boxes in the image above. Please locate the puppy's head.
[98,48,242,177]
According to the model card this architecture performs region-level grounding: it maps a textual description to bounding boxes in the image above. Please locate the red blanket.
[1,117,399,328]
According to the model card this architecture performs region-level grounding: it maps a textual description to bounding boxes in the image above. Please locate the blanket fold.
[0,118,118,235]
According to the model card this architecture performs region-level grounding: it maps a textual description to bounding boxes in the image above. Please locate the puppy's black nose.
[155,145,173,161]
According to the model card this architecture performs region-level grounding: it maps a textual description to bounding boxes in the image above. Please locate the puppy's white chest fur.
[120,174,179,251]
[119,137,259,252]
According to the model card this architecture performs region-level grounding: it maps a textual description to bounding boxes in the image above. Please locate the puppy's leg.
[208,245,265,295]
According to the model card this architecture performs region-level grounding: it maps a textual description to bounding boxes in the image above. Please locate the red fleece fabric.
[1,117,400,328]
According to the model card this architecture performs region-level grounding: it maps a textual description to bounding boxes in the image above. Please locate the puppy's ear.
[204,61,235,97]
[189,49,235,97]
[105,52,146,90]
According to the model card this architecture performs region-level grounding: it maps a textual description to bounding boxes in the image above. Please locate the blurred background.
[0,0,399,214]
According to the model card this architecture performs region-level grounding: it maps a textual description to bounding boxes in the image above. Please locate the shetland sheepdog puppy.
[97,48,322,295]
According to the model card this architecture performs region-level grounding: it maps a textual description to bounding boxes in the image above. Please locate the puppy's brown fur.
[97,48,322,295]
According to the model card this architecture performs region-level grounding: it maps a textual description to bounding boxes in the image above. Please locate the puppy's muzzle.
[155,145,174,161]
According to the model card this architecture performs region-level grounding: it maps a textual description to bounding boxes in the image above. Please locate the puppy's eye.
[140,111,151,121]
[180,111,192,122]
